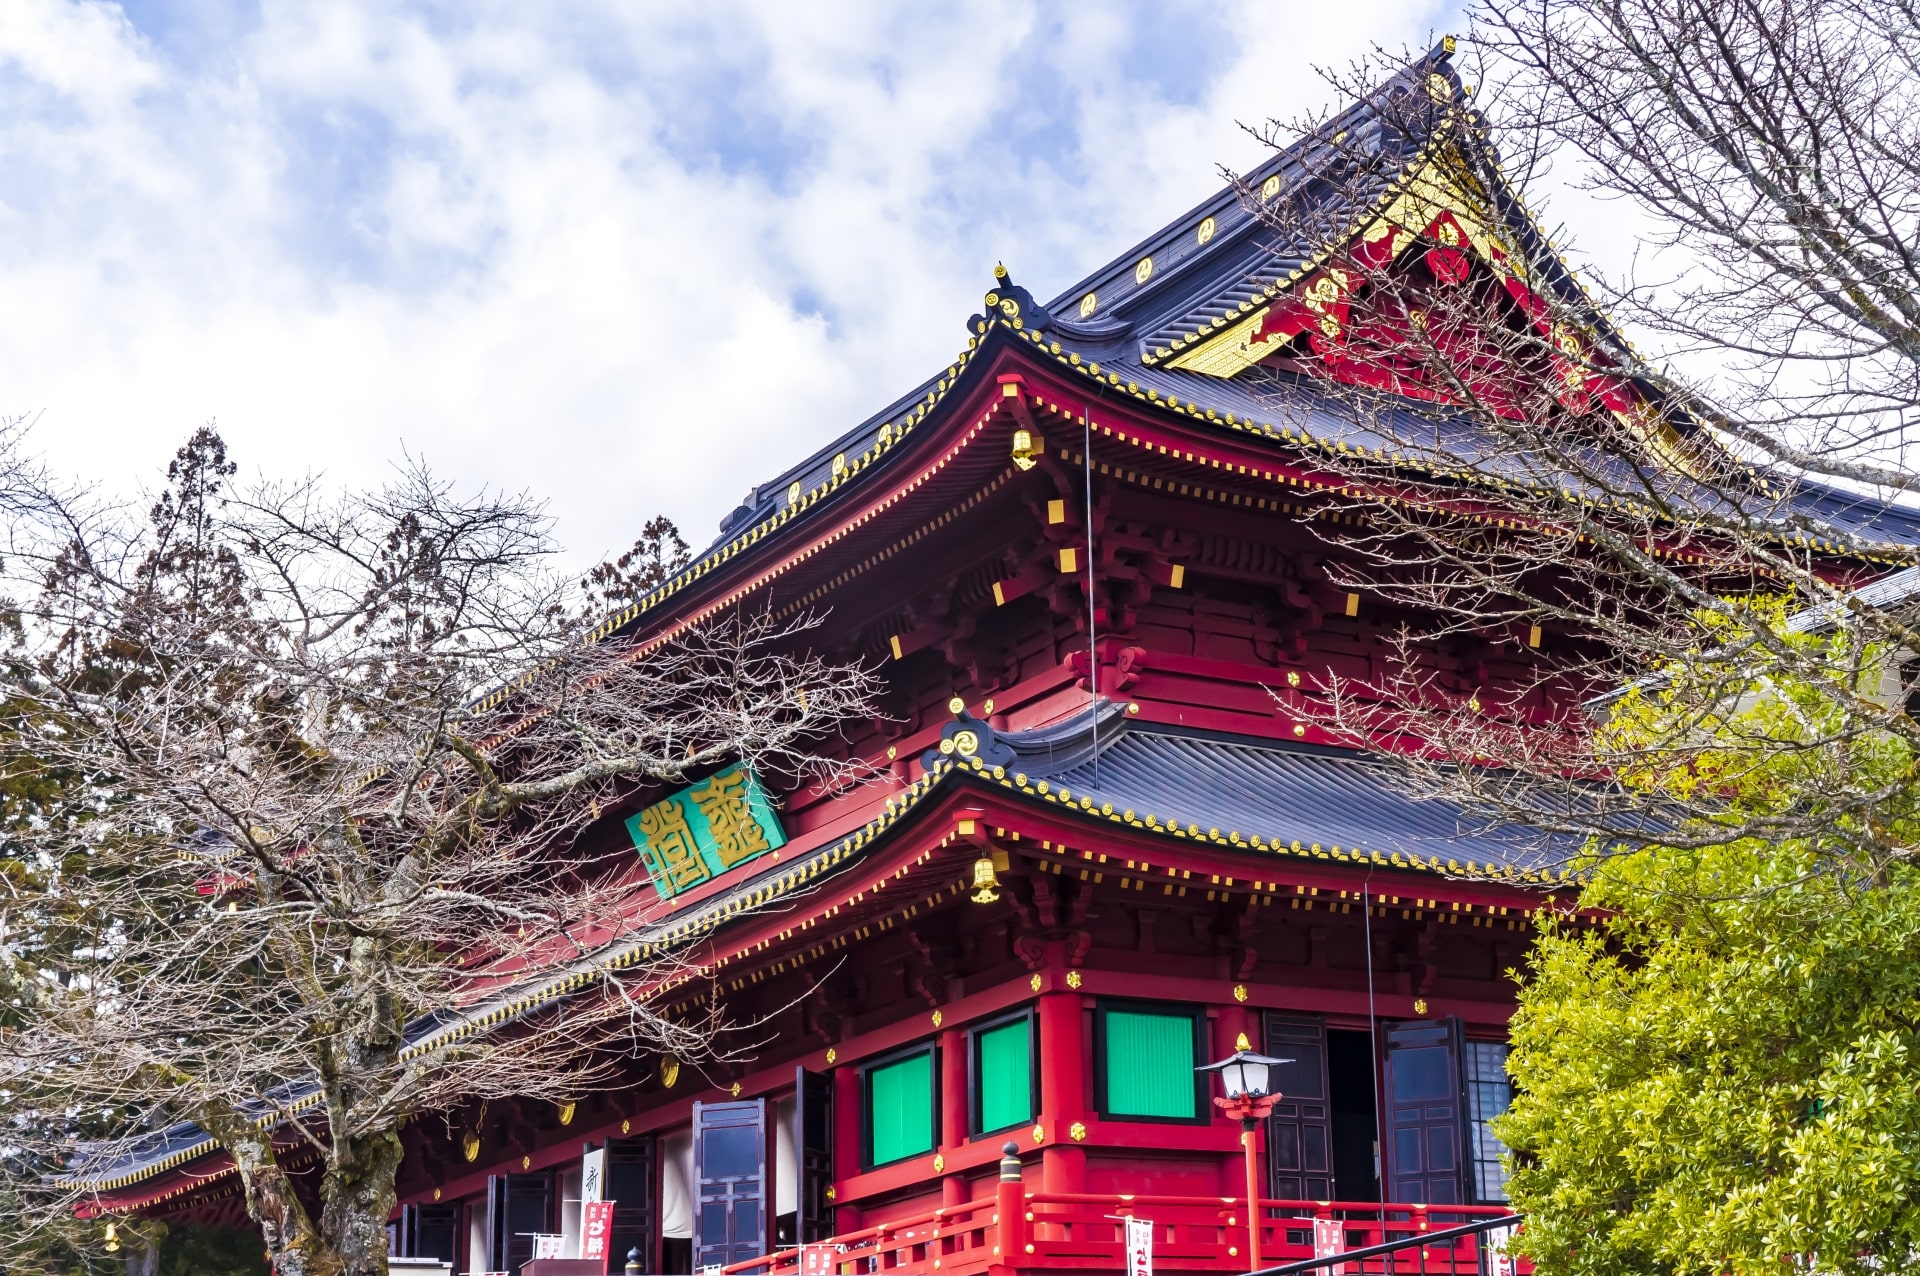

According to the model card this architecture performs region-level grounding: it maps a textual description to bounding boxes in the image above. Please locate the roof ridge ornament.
[975,264,1055,337]
[922,708,1017,773]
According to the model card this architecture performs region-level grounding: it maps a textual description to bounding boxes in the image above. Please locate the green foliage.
[1502,607,1920,1275]
[1505,855,1920,1274]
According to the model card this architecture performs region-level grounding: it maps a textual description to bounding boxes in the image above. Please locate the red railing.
[717,1194,1528,1276]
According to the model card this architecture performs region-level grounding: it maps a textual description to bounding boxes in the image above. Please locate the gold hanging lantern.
[1010,428,1040,471]
[104,1223,120,1254]
[971,855,1001,903]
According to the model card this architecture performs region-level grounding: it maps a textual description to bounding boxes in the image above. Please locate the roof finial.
[972,263,1054,337]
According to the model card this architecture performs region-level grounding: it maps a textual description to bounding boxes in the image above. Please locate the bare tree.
[1212,3,1920,877]
[0,428,881,1276]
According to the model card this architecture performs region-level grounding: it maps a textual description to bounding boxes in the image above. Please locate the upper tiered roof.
[568,38,1917,672]
[1037,45,1456,368]
[699,42,1471,563]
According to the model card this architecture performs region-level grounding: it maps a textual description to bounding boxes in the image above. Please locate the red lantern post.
[1197,1051,1289,1275]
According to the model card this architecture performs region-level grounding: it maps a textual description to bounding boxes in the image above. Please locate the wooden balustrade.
[715,1195,1528,1276]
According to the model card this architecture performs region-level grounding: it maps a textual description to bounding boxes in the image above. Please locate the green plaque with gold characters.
[624,764,787,900]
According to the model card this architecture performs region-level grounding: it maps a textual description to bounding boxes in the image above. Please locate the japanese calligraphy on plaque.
[624,764,787,900]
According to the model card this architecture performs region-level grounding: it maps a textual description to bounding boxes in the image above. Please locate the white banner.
[1125,1216,1153,1276]
[582,1146,607,1205]
[1485,1224,1517,1276]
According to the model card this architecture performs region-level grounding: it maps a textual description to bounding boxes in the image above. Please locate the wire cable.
[1362,868,1383,1193]
[1084,404,1099,785]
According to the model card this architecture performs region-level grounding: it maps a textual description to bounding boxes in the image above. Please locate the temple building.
[81,42,1920,1276]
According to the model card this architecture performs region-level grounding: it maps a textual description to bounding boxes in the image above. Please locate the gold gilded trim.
[1164,306,1272,377]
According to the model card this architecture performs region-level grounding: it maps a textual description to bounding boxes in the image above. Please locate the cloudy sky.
[1,0,1487,566]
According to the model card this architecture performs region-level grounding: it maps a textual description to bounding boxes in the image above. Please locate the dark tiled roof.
[1038,55,1445,366]
[1778,476,1920,549]
[685,46,1461,565]
[978,710,1574,878]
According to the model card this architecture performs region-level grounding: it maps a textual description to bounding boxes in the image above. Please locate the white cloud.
[0,0,1460,566]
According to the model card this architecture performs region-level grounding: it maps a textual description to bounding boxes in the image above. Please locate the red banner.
[1312,1218,1347,1276]
[581,1200,616,1273]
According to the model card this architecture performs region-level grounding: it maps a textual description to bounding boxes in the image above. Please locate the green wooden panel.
[1104,1009,1197,1119]
[868,1050,934,1165]
[976,1019,1033,1133]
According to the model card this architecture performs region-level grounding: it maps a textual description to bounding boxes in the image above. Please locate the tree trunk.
[125,1221,166,1276]
[218,1122,404,1276]
[321,1128,406,1276]
[225,1132,337,1276]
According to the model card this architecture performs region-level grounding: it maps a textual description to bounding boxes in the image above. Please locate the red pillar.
[832,1064,862,1232]
[1216,1003,1253,1059]
[940,1026,970,1209]
[940,1027,969,1148]
[1036,989,1087,1195]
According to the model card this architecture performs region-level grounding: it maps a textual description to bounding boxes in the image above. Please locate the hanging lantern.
[104,1223,120,1254]
[971,855,1001,903]
[1010,428,1039,471]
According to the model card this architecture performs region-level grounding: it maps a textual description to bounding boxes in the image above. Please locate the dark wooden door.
[693,1098,770,1270]
[606,1136,657,1275]
[1264,1013,1334,1200]
[1381,1017,1467,1205]
[794,1067,834,1242]
[486,1171,553,1274]
[400,1203,459,1265]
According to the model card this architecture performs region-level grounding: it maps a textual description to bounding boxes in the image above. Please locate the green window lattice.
[867,1049,934,1165]
[1103,1008,1197,1119]
[975,1017,1033,1133]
